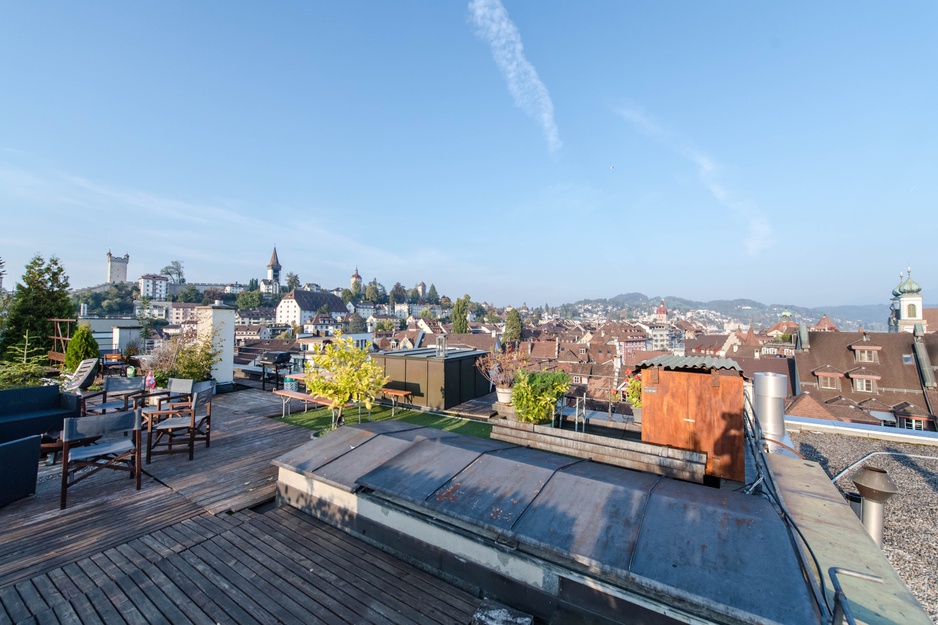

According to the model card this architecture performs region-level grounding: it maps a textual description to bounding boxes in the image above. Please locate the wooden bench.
[380,387,413,416]
[272,389,332,418]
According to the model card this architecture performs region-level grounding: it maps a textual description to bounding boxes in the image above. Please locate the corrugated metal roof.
[637,354,743,373]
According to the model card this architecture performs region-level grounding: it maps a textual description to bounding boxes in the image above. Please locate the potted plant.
[512,370,571,424]
[475,346,528,405]
[624,373,642,424]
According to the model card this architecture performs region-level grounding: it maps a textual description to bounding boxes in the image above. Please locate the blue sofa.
[0,385,80,444]
[0,435,41,507]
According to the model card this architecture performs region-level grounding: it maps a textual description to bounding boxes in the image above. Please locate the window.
[572,376,581,384]
[819,376,838,390]
[854,378,874,393]
[902,417,924,431]
[908,304,917,318]
[902,354,914,365]
[579,348,586,355]
[856,349,876,363]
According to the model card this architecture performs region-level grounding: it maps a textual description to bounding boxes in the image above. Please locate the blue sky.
[1,2,935,308]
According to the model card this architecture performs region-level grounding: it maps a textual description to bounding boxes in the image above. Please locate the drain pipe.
[852,466,899,548]
[752,372,795,456]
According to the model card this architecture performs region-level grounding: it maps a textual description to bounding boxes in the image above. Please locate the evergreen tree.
[0,255,75,361]
[285,272,301,291]
[347,313,366,333]
[427,283,439,305]
[451,295,469,334]
[248,278,259,291]
[364,281,379,304]
[389,282,407,304]
[65,324,100,371]
[504,309,522,344]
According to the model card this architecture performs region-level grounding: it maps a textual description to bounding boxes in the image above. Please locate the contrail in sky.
[469,0,562,155]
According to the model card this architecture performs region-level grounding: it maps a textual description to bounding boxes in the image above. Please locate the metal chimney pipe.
[753,372,788,443]
[853,466,898,548]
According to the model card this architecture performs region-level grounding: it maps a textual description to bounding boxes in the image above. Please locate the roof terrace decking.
[0,389,482,624]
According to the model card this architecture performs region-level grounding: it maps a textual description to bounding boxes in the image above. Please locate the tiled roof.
[283,289,346,314]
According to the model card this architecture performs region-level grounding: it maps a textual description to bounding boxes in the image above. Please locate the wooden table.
[381,387,413,416]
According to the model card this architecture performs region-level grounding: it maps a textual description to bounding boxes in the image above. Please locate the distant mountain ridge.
[577,293,891,331]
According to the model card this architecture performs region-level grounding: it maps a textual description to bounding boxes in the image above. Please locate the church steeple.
[267,246,281,284]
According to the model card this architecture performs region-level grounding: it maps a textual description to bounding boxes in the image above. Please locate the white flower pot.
[495,386,513,405]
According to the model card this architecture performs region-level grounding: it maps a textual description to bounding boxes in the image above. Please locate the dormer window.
[818,376,838,390]
[855,349,877,363]
[855,378,874,393]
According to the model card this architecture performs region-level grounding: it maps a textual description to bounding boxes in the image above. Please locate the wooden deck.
[0,388,482,624]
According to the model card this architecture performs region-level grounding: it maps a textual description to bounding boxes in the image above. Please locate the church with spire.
[888,267,926,333]
[260,246,282,295]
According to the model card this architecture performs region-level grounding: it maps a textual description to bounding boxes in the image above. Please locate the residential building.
[235,306,277,325]
[276,289,347,328]
[138,274,168,300]
[791,328,938,431]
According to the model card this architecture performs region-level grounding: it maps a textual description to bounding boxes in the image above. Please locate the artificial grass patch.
[281,404,491,439]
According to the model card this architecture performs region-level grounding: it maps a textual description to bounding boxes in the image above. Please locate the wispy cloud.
[615,104,773,255]
[468,0,561,156]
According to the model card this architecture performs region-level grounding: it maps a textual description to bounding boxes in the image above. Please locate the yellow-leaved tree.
[304,333,388,428]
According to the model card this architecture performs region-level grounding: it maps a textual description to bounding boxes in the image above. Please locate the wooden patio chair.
[145,381,214,464]
[81,377,147,416]
[138,377,194,415]
[60,408,142,509]
[101,352,127,377]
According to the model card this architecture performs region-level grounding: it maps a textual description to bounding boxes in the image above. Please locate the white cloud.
[615,104,773,255]
[468,0,562,155]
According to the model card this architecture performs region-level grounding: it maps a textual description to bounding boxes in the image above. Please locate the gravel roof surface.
[790,431,938,623]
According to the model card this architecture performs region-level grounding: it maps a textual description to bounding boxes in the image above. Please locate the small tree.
[65,324,99,371]
[285,272,301,291]
[375,319,396,332]
[236,290,262,310]
[304,333,388,427]
[504,309,522,344]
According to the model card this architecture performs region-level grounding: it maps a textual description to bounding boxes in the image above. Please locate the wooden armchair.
[60,409,142,509]
[81,377,147,416]
[100,351,127,377]
[145,381,214,464]
[138,377,194,414]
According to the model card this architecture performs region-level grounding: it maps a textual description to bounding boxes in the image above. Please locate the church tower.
[655,299,668,324]
[350,267,362,293]
[260,247,282,295]
[889,268,925,333]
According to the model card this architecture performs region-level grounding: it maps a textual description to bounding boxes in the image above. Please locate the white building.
[138,274,169,300]
[276,289,347,328]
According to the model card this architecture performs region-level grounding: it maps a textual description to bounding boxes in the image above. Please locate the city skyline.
[2,2,936,308]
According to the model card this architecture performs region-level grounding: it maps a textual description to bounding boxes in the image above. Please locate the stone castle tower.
[106,251,130,284]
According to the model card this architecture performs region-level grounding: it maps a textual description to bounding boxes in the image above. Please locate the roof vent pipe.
[753,372,793,454]
[436,335,447,358]
[853,466,899,548]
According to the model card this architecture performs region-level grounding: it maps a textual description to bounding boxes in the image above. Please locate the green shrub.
[64,324,99,372]
[512,370,570,424]
[0,361,49,390]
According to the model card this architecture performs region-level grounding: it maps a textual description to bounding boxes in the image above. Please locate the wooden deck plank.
[14,580,49,616]
[82,587,126,625]
[62,594,103,625]
[44,570,81,603]
[131,564,216,625]
[184,543,310,625]
[209,530,383,625]
[269,506,481,615]
[154,556,264,625]
[0,586,30,623]
[50,599,81,625]
[24,577,62,616]
[234,522,439,625]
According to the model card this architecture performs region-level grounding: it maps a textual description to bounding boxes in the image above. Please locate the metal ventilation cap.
[853,466,899,503]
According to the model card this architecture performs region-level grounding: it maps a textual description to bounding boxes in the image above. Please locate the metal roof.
[275,423,821,624]
[637,354,743,373]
